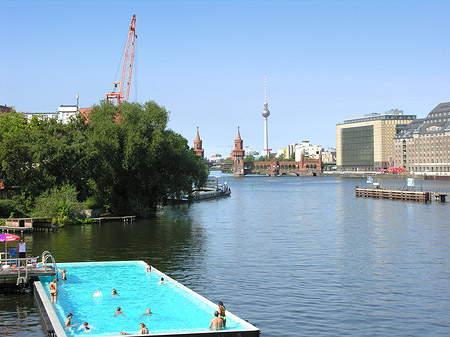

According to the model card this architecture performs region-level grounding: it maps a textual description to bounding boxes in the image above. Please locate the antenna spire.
[264,75,267,104]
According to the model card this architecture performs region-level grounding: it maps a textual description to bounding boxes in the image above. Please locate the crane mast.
[106,14,137,105]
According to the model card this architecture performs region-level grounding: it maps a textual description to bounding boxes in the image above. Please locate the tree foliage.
[0,101,208,218]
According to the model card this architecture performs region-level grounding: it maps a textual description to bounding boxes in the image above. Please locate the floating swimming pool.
[35,261,259,337]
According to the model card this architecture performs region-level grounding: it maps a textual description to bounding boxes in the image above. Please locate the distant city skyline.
[2,0,450,157]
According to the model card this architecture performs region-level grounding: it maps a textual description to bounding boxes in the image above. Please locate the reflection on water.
[2,175,450,336]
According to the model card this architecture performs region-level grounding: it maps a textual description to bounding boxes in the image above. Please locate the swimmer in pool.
[140,308,153,317]
[114,306,125,317]
[139,322,149,334]
[83,321,91,331]
[157,277,166,284]
[111,288,119,296]
[65,313,77,327]
[146,264,151,272]
[92,290,102,297]
[209,311,223,330]
[49,279,58,303]
[218,301,226,327]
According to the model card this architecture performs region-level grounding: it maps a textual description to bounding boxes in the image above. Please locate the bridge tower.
[232,127,245,177]
[193,127,204,158]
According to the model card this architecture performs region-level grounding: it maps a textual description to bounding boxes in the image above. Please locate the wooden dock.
[355,186,430,202]
[0,217,62,234]
[0,252,58,291]
[90,215,136,224]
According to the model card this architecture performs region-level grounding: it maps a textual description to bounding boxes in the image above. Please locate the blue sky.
[2,0,450,157]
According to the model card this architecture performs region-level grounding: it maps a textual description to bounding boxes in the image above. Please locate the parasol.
[0,233,21,263]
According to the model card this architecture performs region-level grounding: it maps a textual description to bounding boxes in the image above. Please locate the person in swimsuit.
[49,279,58,303]
[83,322,91,331]
[57,268,67,280]
[158,277,166,284]
[139,322,149,334]
[209,311,223,330]
[140,308,153,317]
[92,290,102,297]
[65,313,77,327]
[218,301,226,327]
[146,264,151,273]
[114,306,125,317]
[112,288,119,296]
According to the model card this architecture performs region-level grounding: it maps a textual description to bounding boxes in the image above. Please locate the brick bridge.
[237,156,322,177]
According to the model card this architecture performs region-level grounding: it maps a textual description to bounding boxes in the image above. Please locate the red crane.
[106,15,137,105]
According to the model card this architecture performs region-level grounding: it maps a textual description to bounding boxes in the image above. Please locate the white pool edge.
[35,281,68,337]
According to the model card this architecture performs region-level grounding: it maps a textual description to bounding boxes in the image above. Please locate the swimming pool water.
[39,261,250,336]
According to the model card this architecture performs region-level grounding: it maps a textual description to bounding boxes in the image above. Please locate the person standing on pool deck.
[218,301,226,327]
[18,239,26,267]
[209,311,223,330]
[49,279,58,303]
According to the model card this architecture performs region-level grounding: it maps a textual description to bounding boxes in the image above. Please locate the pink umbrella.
[0,233,21,262]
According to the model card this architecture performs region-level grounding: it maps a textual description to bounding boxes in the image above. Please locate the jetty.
[356,186,430,202]
[0,251,58,291]
[1,218,61,234]
[90,215,136,223]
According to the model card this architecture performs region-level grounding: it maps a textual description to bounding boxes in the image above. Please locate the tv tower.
[261,75,271,156]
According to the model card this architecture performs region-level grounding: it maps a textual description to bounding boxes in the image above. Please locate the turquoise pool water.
[39,261,250,336]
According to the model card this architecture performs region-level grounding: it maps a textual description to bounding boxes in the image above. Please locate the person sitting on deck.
[114,306,125,317]
[157,277,166,284]
[209,311,224,330]
[140,308,153,317]
[111,288,119,296]
[139,322,149,334]
[65,313,77,327]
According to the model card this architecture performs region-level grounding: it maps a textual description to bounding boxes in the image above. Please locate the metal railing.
[0,251,57,285]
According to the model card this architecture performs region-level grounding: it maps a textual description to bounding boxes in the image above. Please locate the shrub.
[0,199,17,218]
[33,184,82,226]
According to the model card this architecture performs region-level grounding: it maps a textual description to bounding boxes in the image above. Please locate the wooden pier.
[0,217,62,234]
[0,252,58,291]
[90,215,136,224]
[355,186,430,202]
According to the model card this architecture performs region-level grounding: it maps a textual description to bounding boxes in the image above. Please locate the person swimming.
[111,288,119,296]
[158,277,166,284]
[65,313,77,327]
[139,322,149,334]
[140,308,153,317]
[83,322,91,331]
[114,306,125,317]
[92,290,103,297]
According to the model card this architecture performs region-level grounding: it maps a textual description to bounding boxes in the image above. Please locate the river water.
[1,174,450,337]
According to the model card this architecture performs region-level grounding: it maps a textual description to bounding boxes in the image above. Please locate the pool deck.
[35,261,260,337]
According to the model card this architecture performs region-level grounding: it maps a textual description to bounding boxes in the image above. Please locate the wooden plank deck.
[90,215,136,223]
[355,187,430,202]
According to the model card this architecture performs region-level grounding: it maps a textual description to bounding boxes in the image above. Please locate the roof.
[395,102,450,139]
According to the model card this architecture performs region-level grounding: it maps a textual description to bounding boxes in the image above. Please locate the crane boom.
[106,15,137,105]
